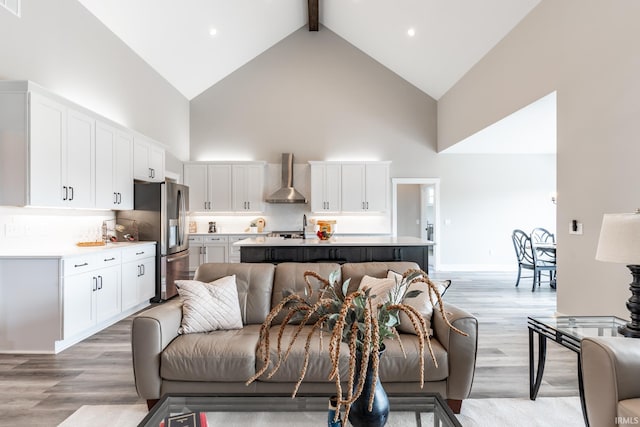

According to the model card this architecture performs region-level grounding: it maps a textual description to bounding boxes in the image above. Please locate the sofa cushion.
[175,276,243,334]
[255,326,448,384]
[194,263,275,325]
[380,334,449,382]
[619,398,640,421]
[161,325,262,382]
[271,263,341,325]
[256,325,352,383]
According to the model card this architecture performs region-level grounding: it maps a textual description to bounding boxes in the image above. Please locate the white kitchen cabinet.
[232,164,265,212]
[0,81,166,210]
[133,135,165,182]
[184,163,232,212]
[27,93,94,207]
[95,121,133,209]
[62,253,121,339]
[341,162,390,212]
[121,244,156,310]
[188,235,228,274]
[309,162,341,213]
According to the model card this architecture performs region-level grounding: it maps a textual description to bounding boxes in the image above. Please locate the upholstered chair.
[581,337,640,427]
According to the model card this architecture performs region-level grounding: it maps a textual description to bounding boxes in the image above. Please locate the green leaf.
[405,290,422,299]
[329,269,340,285]
[342,278,351,298]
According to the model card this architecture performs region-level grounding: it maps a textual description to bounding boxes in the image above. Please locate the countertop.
[0,241,156,259]
[232,236,434,247]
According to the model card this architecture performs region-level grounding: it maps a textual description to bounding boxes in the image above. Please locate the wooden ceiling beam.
[308,0,319,31]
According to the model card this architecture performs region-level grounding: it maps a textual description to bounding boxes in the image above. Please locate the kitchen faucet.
[302,214,307,240]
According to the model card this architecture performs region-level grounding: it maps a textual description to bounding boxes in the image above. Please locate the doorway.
[392,178,440,272]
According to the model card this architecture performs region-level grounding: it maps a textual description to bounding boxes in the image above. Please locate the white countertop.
[0,241,156,259]
[233,236,434,247]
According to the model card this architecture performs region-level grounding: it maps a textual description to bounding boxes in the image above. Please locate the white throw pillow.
[358,275,399,309]
[387,270,451,335]
[175,275,243,334]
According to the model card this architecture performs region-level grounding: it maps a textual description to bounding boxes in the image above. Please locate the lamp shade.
[595,212,640,264]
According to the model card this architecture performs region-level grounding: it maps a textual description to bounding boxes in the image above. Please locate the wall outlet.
[569,221,583,235]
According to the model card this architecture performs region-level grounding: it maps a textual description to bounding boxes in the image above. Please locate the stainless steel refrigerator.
[117,182,189,301]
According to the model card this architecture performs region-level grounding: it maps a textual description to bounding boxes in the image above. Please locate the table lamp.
[595,210,640,338]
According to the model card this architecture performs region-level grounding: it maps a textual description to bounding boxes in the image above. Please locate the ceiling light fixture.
[209,27,217,37]
[407,27,416,37]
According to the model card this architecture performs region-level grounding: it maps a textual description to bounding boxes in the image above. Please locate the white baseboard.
[436,264,517,272]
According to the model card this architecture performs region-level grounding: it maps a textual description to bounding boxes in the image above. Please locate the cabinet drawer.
[121,244,156,262]
[203,235,228,244]
[97,250,121,267]
[188,236,204,244]
[63,254,99,276]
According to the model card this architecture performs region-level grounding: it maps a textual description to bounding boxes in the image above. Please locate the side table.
[528,316,627,427]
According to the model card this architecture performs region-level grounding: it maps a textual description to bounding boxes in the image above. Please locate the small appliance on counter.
[208,221,217,233]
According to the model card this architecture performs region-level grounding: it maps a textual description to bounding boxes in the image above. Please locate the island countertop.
[233,236,434,247]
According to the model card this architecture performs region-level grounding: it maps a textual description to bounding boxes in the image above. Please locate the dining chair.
[512,229,556,291]
[530,227,556,287]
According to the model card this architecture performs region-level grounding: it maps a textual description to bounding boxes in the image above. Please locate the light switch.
[569,220,583,235]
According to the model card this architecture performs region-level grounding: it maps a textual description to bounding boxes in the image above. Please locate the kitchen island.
[234,236,434,272]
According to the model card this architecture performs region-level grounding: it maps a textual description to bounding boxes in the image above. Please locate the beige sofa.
[581,337,640,427]
[131,262,478,413]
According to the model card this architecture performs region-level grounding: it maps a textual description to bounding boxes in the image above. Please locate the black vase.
[347,347,389,427]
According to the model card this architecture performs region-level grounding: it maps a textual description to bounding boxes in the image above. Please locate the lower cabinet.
[188,235,228,275]
[121,248,156,311]
[63,255,121,339]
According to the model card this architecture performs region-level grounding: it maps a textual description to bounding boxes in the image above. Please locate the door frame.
[392,178,441,271]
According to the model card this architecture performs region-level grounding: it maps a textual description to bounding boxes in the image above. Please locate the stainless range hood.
[265,153,307,204]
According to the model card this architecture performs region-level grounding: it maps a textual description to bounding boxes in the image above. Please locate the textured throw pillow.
[175,275,243,334]
[358,275,399,309]
[387,270,451,335]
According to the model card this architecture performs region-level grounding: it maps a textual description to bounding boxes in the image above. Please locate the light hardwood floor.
[0,271,576,426]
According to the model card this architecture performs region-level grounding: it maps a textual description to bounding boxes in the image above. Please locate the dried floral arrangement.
[246,268,468,421]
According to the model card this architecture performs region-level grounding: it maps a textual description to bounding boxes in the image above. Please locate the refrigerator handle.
[167,251,189,263]
[177,189,187,247]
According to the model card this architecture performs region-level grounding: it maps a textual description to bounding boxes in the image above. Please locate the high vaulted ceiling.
[77,0,541,101]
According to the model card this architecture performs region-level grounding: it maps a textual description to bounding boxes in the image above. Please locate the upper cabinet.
[232,164,264,213]
[183,163,232,212]
[309,161,390,213]
[11,91,94,208]
[341,162,390,212]
[95,122,133,210]
[184,162,265,213]
[0,81,166,209]
[309,162,341,213]
[133,135,165,183]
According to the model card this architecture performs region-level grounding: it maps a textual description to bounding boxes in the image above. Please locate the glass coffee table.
[528,315,628,427]
[137,393,461,427]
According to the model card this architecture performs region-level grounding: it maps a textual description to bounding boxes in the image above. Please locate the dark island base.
[240,245,430,273]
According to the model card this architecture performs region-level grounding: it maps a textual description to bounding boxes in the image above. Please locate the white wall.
[438,0,640,317]
[190,27,556,270]
[0,0,189,161]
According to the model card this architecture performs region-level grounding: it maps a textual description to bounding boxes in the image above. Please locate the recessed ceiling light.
[407,27,416,37]
[209,27,217,37]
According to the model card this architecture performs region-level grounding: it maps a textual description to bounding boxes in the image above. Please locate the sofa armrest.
[433,303,478,400]
[581,337,640,427]
[131,299,183,400]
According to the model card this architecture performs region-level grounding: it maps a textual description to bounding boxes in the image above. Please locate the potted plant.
[246,269,467,426]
